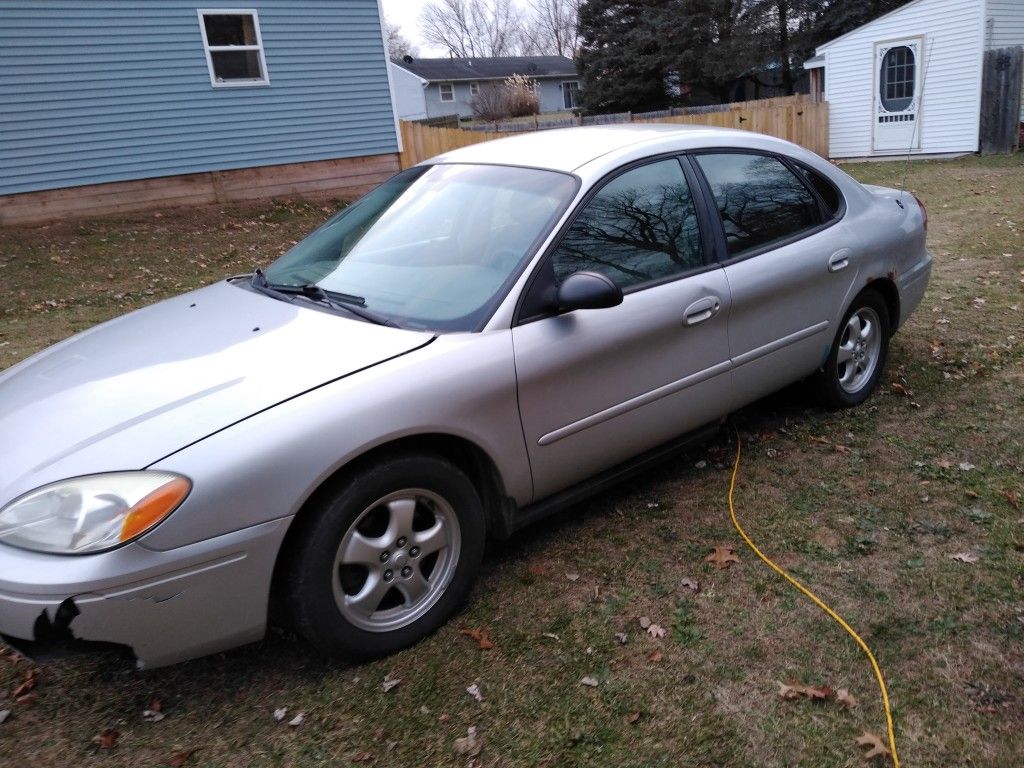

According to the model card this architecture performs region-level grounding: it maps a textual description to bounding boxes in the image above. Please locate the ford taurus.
[0,125,931,668]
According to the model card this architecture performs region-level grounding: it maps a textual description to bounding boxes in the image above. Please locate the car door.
[690,152,860,406]
[511,157,734,502]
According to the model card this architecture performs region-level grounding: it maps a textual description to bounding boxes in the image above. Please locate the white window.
[198,9,270,87]
[470,82,480,97]
[562,80,580,109]
[439,82,454,102]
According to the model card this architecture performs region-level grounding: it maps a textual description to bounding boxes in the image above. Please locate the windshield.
[262,164,579,331]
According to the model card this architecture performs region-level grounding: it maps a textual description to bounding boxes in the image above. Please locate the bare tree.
[528,0,581,57]
[420,0,527,58]
[384,19,417,60]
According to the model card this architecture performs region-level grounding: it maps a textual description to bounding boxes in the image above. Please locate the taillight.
[912,193,927,236]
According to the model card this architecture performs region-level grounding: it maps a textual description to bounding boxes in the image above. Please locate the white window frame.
[197,8,270,88]
[439,82,454,102]
[469,82,480,97]
[562,80,580,109]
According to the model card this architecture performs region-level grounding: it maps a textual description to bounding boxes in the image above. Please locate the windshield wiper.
[298,284,399,328]
[250,270,397,328]
[250,269,297,304]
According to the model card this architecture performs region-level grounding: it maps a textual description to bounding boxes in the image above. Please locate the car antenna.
[899,37,934,200]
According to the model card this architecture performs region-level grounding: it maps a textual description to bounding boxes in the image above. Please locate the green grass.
[0,154,1022,767]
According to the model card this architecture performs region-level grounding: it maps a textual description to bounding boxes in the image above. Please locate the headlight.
[0,472,191,554]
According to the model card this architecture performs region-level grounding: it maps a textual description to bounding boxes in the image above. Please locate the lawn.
[0,154,1021,767]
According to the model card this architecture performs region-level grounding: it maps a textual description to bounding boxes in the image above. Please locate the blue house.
[0,0,401,225]
[389,56,582,120]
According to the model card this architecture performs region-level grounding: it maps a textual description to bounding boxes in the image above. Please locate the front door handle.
[683,296,721,326]
[828,249,851,272]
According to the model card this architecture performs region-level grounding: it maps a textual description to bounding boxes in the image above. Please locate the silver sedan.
[0,125,931,668]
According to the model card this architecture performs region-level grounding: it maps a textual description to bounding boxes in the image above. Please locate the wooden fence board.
[980,46,1023,155]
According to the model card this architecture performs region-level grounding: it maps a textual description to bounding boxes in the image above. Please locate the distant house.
[804,0,1023,158]
[0,0,401,225]
[389,56,581,120]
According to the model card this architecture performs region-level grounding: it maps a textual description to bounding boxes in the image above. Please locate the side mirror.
[555,271,623,312]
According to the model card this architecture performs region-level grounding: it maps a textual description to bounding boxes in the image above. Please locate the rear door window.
[794,163,843,218]
[695,153,823,258]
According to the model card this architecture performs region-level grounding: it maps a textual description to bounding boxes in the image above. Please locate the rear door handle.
[683,296,721,326]
[828,249,851,272]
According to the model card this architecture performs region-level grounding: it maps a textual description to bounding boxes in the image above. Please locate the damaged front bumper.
[0,517,290,669]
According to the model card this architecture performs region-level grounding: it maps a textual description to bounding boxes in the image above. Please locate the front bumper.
[0,517,290,669]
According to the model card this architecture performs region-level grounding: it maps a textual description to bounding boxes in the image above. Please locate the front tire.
[814,289,890,409]
[284,454,485,659]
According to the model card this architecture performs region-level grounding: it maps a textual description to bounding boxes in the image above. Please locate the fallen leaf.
[14,692,36,706]
[890,382,910,396]
[834,444,852,453]
[958,462,976,471]
[93,729,120,749]
[626,711,641,724]
[680,577,700,592]
[704,546,741,569]
[1003,490,1019,509]
[460,627,495,650]
[777,681,832,701]
[466,683,484,703]
[453,726,482,757]
[168,749,195,767]
[648,649,663,663]
[288,713,305,728]
[143,696,165,722]
[541,632,560,641]
[613,632,628,645]
[854,731,891,760]
[566,572,580,582]
[580,675,599,687]
[935,459,953,469]
[646,624,666,639]
[352,750,374,762]
[638,616,652,629]
[950,552,979,564]
[273,707,288,722]
[382,675,401,693]
[12,668,38,698]
[836,688,858,709]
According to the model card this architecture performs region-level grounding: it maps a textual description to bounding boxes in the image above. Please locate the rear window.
[695,153,822,258]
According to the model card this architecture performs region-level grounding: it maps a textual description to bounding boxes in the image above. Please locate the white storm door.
[873,38,923,152]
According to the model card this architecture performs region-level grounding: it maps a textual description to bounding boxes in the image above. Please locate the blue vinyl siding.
[0,0,399,195]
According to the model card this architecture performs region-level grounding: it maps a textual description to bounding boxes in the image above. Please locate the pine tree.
[576,0,677,113]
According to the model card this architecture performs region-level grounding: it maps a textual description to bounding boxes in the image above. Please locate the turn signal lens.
[120,476,192,542]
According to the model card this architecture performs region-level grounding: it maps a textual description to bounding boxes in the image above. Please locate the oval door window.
[879,45,915,112]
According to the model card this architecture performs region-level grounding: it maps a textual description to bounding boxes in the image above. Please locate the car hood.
[0,280,434,505]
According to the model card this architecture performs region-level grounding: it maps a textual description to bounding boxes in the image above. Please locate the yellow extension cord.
[726,426,901,767]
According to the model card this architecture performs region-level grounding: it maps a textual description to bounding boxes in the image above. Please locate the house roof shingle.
[391,56,578,82]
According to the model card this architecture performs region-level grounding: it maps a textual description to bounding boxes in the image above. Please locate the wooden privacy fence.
[399,94,829,168]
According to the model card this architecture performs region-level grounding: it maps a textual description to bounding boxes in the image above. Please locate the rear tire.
[814,289,890,409]
[284,454,485,660]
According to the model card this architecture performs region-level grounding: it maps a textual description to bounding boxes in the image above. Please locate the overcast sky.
[380,0,446,57]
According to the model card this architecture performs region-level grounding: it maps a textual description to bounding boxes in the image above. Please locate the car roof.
[428,124,786,174]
